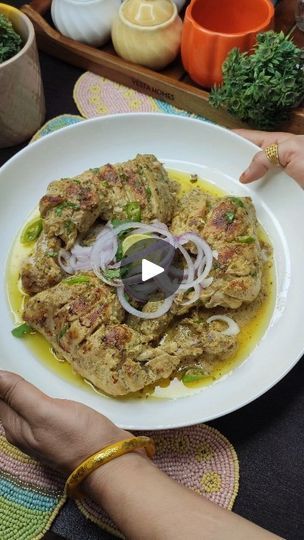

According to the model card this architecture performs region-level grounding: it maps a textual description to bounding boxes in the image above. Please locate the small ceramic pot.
[0,4,45,148]
[51,0,121,47]
[112,0,183,70]
[181,0,274,88]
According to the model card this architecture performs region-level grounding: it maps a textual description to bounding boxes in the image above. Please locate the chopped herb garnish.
[111,219,129,228]
[20,218,43,244]
[55,201,80,216]
[190,174,198,184]
[238,235,255,244]
[103,268,121,280]
[146,187,152,201]
[11,323,33,338]
[225,211,235,224]
[63,275,90,285]
[229,197,244,207]
[90,168,100,174]
[64,220,74,233]
[55,204,65,216]
[125,202,141,222]
[58,325,69,339]
[46,250,58,258]
[182,369,206,384]
[116,241,124,261]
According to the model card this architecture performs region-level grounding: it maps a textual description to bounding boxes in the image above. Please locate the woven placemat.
[0,419,238,540]
[0,114,239,539]
[73,72,208,121]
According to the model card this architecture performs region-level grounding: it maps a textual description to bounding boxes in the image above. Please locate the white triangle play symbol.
[142,259,164,282]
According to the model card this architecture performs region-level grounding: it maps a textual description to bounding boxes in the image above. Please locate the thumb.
[240,150,272,183]
[240,142,288,184]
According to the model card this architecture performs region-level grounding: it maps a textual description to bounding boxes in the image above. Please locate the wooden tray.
[21,0,304,133]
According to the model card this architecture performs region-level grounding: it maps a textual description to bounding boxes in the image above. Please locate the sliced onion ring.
[206,315,240,336]
[117,287,174,319]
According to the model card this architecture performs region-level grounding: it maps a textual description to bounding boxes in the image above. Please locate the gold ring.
[264,143,281,167]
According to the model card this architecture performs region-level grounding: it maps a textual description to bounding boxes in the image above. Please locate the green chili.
[11,323,33,338]
[238,235,255,244]
[125,202,141,222]
[182,369,206,384]
[63,275,90,285]
[20,218,43,244]
[225,211,235,224]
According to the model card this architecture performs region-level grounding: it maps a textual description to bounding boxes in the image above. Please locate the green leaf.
[11,323,33,338]
[145,187,152,201]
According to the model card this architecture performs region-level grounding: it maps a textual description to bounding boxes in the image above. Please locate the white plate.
[1,113,303,430]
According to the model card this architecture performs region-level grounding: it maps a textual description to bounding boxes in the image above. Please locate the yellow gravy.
[6,171,275,399]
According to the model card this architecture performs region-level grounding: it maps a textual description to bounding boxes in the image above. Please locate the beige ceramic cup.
[0,4,45,148]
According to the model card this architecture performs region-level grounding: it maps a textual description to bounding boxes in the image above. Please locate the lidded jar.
[111,0,183,70]
[51,0,121,47]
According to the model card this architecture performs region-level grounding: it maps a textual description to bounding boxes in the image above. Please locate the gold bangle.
[65,436,155,498]
[264,143,281,166]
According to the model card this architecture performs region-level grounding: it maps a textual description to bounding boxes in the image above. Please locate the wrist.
[82,448,151,500]
[66,427,131,474]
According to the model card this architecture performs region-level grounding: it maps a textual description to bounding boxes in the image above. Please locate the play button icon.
[119,236,184,303]
[142,259,164,282]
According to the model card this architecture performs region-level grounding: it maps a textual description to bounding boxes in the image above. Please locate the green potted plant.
[0,3,45,148]
[0,11,23,62]
[209,31,304,130]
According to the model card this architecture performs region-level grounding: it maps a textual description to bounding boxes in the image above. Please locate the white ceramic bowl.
[51,0,121,47]
[1,113,304,430]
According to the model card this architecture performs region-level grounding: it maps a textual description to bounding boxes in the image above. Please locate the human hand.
[234,129,304,187]
[0,370,130,474]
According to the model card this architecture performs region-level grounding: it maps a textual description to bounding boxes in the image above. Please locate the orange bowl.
[181,0,274,88]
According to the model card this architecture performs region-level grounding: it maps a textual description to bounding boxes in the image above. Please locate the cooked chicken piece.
[21,232,65,295]
[170,188,209,242]
[40,169,102,249]
[201,197,262,309]
[24,276,237,396]
[23,274,125,348]
[99,154,177,223]
[127,298,196,342]
[127,301,174,342]
[40,156,177,251]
